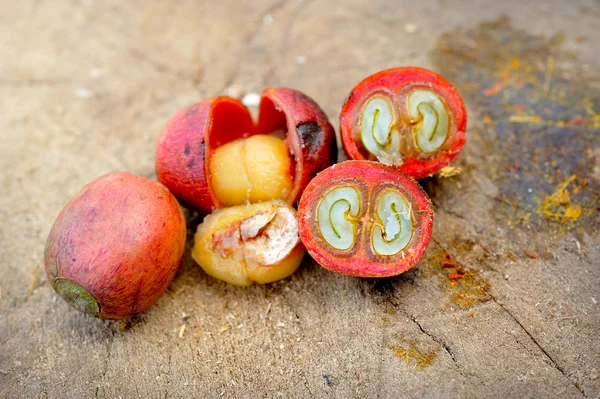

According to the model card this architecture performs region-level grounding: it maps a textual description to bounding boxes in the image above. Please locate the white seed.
[371,190,413,256]
[360,96,402,165]
[408,90,449,153]
[317,186,360,250]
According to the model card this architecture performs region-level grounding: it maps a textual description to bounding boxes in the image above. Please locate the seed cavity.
[408,90,449,153]
[360,96,402,165]
[372,190,413,256]
[317,186,360,250]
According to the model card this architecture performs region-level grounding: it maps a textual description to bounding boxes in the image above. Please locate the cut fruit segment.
[156,89,336,212]
[340,67,467,179]
[298,160,433,278]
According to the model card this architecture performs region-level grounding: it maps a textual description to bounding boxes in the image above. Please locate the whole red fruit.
[44,172,186,319]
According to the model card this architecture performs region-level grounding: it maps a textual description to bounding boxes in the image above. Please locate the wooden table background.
[1,0,599,397]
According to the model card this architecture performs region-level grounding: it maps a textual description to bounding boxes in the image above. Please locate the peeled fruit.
[155,88,336,212]
[192,200,305,286]
[44,172,186,319]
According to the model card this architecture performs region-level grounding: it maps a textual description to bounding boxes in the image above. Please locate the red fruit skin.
[255,88,337,205]
[44,172,186,319]
[340,67,467,179]
[155,97,254,212]
[297,160,433,278]
[156,89,336,211]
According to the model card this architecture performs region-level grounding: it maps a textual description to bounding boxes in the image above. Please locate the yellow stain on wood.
[509,115,544,124]
[539,175,582,224]
[389,341,438,369]
[426,250,491,310]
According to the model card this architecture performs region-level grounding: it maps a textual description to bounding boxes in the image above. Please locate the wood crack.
[485,289,587,397]
[395,306,459,366]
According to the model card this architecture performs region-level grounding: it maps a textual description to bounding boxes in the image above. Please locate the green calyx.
[53,278,100,317]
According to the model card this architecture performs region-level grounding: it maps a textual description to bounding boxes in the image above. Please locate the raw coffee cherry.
[297,161,433,278]
[155,88,336,212]
[44,172,186,319]
[340,67,467,179]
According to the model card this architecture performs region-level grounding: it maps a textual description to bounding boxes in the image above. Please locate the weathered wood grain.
[1,0,598,397]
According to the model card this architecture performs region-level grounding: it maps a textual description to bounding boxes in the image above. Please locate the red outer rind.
[340,67,467,179]
[155,97,254,212]
[255,88,337,205]
[44,172,187,319]
[297,160,433,278]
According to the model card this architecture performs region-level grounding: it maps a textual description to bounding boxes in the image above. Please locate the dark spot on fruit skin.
[185,107,199,118]
[296,122,321,154]
[184,144,190,156]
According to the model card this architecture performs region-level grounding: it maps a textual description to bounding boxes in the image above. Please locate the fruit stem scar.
[53,278,100,317]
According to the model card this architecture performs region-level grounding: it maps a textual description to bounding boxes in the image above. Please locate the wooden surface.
[1,1,599,397]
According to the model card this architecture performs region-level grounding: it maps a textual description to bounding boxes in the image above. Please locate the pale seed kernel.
[210,135,293,206]
[408,90,449,153]
[360,96,402,165]
[371,190,413,256]
[316,186,361,250]
[191,200,304,286]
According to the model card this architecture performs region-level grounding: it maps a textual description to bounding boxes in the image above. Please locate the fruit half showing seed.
[297,160,433,278]
[155,88,336,212]
[192,200,306,286]
[340,67,467,179]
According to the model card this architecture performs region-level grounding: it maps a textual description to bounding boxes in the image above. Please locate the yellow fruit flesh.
[210,135,293,206]
[191,201,305,286]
